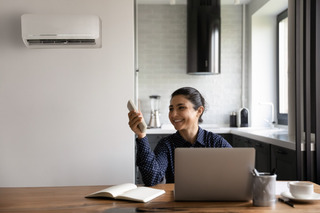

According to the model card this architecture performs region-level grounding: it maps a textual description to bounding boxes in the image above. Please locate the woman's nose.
[169,109,177,117]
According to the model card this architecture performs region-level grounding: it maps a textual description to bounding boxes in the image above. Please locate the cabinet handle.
[276,150,287,155]
[256,143,263,148]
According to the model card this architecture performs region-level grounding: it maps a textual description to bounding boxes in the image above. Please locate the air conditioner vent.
[27,39,96,45]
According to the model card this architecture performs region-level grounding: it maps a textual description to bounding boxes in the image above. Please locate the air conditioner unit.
[21,14,101,48]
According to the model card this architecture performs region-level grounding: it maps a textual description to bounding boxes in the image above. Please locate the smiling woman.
[169,87,205,143]
[127,87,232,186]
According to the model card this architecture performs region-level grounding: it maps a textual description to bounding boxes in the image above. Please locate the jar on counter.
[230,112,237,127]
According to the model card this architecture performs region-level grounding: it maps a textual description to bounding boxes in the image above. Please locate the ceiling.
[253,0,287,16]
[137,0,252,5]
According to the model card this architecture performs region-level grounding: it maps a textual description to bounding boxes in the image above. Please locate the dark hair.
[171,87,206,123]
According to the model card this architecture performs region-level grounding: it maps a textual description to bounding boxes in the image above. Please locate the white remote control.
[127,100,147,133]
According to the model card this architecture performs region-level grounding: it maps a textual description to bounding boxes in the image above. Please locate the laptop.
[174,148,255,201]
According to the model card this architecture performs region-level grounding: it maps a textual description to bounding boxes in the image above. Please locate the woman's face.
[169,95,203,131]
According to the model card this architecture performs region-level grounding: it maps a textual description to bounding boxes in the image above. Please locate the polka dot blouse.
[135,127,232,186]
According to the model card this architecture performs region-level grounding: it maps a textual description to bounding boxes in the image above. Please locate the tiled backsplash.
[137,5,244,126]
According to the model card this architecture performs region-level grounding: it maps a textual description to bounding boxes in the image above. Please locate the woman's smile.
[173,119,183,123]
[172,119,184,128]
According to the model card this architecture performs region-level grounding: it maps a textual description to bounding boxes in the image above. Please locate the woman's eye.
[179,106,185,110]
[169,107,173,111]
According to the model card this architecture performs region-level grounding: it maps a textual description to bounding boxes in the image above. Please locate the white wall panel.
[0,0,135,187]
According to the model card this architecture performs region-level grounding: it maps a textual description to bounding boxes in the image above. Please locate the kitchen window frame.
[277,9,289,125]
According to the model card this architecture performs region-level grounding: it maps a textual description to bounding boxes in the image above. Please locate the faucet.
[259,102,276,128]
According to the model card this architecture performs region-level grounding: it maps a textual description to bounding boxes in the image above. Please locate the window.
[277,10,288,125]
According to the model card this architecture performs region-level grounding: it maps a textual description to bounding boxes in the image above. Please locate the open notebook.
[85,183,165,203]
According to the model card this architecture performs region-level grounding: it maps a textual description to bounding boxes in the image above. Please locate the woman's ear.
[197,106,204,117]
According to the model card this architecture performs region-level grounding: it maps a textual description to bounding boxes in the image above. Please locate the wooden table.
[1,183,320,212]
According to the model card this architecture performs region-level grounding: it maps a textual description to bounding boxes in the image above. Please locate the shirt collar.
[174,126,206,147]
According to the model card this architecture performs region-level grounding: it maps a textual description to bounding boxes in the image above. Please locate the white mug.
[288,181,314,199]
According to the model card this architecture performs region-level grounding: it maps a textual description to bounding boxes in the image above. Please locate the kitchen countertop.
[146,124,296,150]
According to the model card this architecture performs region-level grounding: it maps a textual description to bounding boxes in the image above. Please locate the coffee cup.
[288,181,314,199]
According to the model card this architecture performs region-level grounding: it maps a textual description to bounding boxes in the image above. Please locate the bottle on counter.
[230,111,237,127]
[238,107,249,127]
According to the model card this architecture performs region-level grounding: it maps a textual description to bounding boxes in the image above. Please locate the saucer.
[281,191,320,202]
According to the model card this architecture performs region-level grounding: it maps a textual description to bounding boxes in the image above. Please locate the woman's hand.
[128,110,147,139]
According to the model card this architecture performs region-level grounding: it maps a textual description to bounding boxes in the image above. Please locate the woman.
[128,87,231,186]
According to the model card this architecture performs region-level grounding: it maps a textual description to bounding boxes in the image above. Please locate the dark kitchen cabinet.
[271,145,297,180]
[254,140,271,172]
[233,135,253,147]
[231,135,297,180]
[232,135,271,173]
[219,134,233,146]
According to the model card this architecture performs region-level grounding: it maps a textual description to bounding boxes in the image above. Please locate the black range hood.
[187,0,221,75]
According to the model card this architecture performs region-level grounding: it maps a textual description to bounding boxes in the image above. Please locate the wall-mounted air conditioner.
[21,14,101,48]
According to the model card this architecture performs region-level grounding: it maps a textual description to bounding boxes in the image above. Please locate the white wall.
[0,0,135,187]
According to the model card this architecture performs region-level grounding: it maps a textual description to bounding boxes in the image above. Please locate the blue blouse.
[136,127,232,186]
